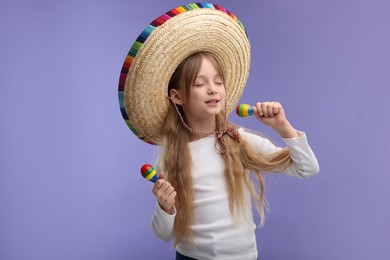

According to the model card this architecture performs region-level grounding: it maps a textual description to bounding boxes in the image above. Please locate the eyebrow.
[195,74,222,79]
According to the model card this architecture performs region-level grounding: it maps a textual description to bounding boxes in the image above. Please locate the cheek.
[189,88,204,99]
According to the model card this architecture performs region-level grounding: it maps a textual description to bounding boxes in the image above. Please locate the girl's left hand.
[253,102,286,128]
[252,102,299,138]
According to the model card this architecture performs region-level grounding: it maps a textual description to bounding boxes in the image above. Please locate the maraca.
[236,104,253,117]
[140,164,159,183]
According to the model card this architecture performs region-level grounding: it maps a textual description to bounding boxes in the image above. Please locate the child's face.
[182,56,225,125]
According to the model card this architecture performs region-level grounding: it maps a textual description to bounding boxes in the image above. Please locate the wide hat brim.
[118,3,251,144]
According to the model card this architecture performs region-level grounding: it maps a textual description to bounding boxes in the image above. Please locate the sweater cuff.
[281,130,306,143]
[156,201,177,218]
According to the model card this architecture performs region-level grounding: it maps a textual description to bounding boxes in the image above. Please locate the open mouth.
[206,99,219,104]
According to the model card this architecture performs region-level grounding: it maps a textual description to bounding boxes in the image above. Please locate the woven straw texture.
[119,3,250,144]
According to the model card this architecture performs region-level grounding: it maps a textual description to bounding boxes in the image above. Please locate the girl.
[151,52,319,260]
[118,3,319,260]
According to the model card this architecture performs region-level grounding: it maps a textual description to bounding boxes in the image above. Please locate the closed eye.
[193,80,206,86]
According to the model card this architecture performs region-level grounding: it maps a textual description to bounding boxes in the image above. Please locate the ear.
[169,89,184,105]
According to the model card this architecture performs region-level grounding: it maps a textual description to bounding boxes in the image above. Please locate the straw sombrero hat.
[118,3,251,144]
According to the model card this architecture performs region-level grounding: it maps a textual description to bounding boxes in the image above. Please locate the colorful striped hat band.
[119,3,251,144]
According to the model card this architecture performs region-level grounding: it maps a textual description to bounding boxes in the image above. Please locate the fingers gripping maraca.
[237,102,294,135]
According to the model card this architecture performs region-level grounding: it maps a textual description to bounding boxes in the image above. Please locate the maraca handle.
[140,164,159,183]
[236,104,253,117]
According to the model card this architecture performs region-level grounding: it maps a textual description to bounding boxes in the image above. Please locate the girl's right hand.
[152,172,177,215]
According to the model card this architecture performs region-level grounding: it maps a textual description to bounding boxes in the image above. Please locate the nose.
[207,83,218,95]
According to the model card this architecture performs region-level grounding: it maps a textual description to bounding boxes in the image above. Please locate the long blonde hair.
[160,52,292,246]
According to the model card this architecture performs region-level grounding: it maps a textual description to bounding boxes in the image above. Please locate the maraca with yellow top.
[140,164,159,183]
[236,104,253,117]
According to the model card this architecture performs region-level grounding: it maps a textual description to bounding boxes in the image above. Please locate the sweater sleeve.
[151,202,176,242]
[281,132,320,177]
[238,128,320,178]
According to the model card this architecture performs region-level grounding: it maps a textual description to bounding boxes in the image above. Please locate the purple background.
[1,0,389,259]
